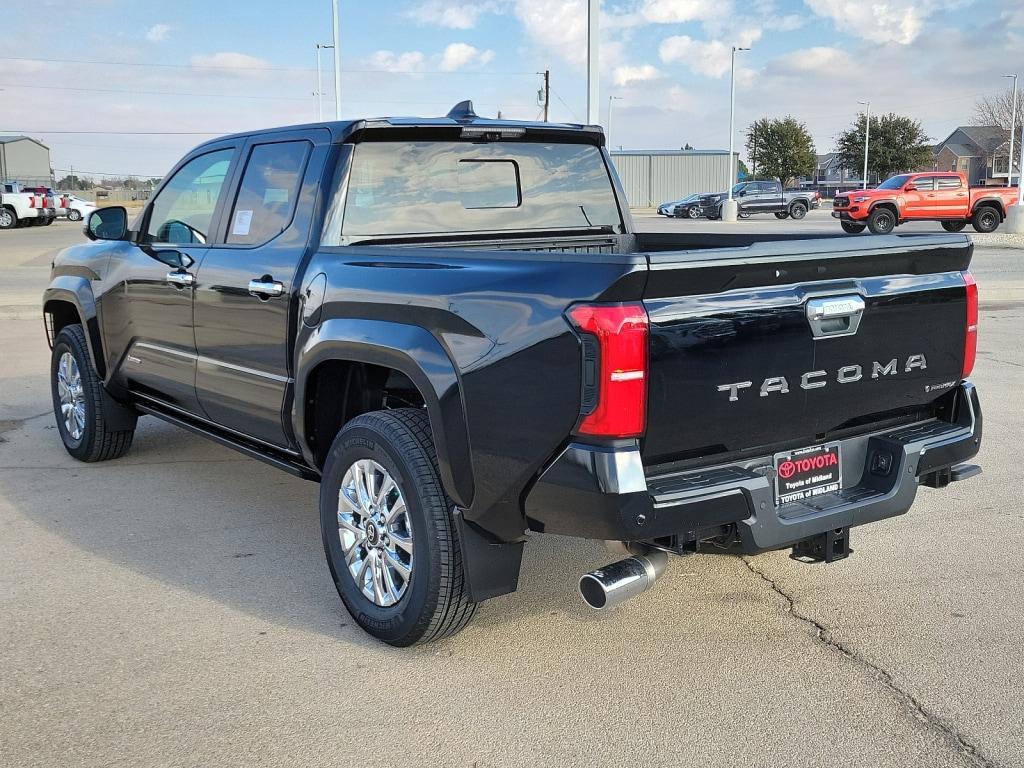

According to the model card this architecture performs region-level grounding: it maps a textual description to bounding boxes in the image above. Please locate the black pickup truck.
[703,180,818,220]
[43,102,982,646]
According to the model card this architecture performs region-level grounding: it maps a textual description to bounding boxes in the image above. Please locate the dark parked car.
[43,102,982,646]
[704,180,817,220]
[657,193,705,219]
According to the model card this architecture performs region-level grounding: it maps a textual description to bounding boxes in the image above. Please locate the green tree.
[736,159,750,180]
[835,113,932,183]
[744,116,817,185]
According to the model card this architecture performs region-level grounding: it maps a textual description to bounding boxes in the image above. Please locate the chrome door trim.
[132,341,293,383]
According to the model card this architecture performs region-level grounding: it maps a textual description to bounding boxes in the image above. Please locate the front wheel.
[971,207,1000,233]
[68,209,83,222]
[738,211,751,219]
[841,221,867,234]
[320,408,477,646]
[51,325,137,461]
[789,202,808,220]
[688,207,700,219]
[941,221,967,233]
[867,207,896,234]
[0,207,16,229]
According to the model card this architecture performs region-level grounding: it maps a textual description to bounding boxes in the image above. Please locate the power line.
[0,54,536,76]
[53,167,165,178]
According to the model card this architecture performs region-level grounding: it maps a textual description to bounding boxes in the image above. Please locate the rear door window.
[337,141,623,241]
[936,176,962,190]
[227,140,310,245]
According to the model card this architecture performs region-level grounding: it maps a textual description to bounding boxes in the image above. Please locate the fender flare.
[293,318,474,509]
[42,276,106,378]
[867,198,901,216]
[970,197,1006,217]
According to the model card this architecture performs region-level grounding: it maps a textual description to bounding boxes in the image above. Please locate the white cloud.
[803,0,960,45]
[439,43,496,71]
[189,52,272,77]
[613,64,662,86]
[764,46,853,76]
[367,50,428,73]
[145,24,173,43]
[659,29,761,78]
[366,44,495,74]
[640,0,731,24]
[514,0,591,66]
[409,1,508,29]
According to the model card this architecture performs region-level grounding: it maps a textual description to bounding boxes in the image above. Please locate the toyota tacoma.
[43,103,983,645]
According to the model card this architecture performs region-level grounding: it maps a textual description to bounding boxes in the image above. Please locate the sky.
[1,0,1022,182]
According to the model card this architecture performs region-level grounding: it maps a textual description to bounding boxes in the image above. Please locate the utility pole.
[315,43,334,121]
[722,45,750,222]
[537,70,550,122]
[859,100,871,189]
[1005,74,1018,186]
[331,0,342,119]
[586,0,599,124]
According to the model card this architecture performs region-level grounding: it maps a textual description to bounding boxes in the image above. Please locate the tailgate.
[641,235,973,467]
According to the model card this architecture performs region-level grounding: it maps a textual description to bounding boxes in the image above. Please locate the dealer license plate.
[774,444,842,505]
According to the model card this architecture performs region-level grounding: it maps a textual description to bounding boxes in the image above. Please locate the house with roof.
[933,126,1019,186]
[795,153,866,195]
[0,135,52,187]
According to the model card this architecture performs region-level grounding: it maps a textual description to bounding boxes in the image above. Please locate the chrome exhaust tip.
[578,547,669,610]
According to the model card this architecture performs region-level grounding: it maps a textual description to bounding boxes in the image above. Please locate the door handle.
[166,270,196,288]
[248,278,285,298]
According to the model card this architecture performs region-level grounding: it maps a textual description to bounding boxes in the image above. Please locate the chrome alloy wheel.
[337,459,414,607]
[56,352,86,440]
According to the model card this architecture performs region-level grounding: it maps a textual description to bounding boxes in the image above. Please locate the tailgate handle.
[806,295,865,339]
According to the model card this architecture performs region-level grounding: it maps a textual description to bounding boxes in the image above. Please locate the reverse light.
[567,303,649,438]
[962,271,978,378]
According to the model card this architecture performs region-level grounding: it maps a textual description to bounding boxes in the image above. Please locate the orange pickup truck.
[833,172,1019,235]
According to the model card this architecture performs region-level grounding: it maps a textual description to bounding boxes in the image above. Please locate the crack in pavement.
[740,556,998,768]
[0,411,51,442]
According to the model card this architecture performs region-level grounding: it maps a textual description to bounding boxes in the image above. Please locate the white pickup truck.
[0,182,57,229]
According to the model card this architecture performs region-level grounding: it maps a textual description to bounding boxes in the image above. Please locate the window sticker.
[232,209,253,236]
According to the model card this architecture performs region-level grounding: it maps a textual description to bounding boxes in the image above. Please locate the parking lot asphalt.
[1,216,1022,767]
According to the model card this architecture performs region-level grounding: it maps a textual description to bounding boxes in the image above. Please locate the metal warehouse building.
[0,135,52,187]
[610,150,737,209]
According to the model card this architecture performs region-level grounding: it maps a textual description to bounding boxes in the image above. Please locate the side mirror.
[904,184,917,192]
[84,206,128,241]
[737,190,746,197]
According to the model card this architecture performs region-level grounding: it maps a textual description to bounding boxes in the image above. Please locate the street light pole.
[859,100,871,189]
[722,45,749,223]
[587,0,599,124]
[315,43,334,121]
[1005,74,1018,186]
[607,95,622,149]
[331,0,342,119]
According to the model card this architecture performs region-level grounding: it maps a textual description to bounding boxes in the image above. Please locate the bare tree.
[972,87,1024,129]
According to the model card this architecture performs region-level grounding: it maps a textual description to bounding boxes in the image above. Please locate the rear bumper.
[525,382,982,553]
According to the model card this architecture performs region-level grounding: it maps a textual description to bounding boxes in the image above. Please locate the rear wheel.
[971,206,1000,233]
[841,221,866,234]
[941,220,967,233]
[867,207,896,234]
[789,202,808,220]
[320,408,476,646]
[68,209,82,222]
[0,207,15,229]
[51,325,137,462]
[774,211,790,220]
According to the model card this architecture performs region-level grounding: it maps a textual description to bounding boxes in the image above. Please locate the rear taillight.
[29,195,37,209]
[962,271,978,378]
[567,303,648,438]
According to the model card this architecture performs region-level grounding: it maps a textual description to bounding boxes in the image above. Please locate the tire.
[738,211,751,219]
[320,408,477,646]
[0,207,16,229]
[789,202,808,220]
[688,207,700,219]
[941,221,967,233]
[68,209,82,222]
[774,211,790,220]
[867,206,896,234]
[971,206,1000,233]
[841,221,867,234]
[43,217,54,226]
[51,325,137,462]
